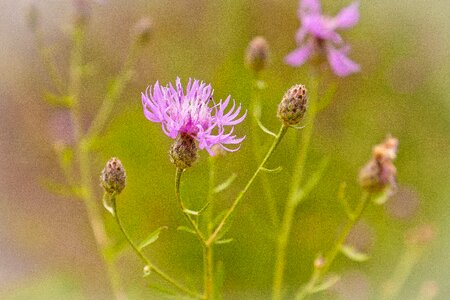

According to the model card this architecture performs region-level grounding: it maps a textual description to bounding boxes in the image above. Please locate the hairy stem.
[206,125,288,246]
[272,77,319,300]
[250,73,279,227]
[296,192,371,300]
[111,195,202,299]
[68,23,126,300]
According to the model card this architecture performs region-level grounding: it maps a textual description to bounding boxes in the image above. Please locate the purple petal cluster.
[142,78,247,155]
[285,0,360,77]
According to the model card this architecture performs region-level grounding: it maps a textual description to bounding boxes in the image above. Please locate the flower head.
[100,157,126,194]
[141,78,247,156]
[285,0,360,77]
[245,36,270,73]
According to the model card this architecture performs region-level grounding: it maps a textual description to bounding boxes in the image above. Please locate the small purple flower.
[141,78,247,155]
[285,0,360,77]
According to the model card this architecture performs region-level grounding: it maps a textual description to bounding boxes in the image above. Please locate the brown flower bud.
[245,36,270,73]
[132,17,153,46]
[100,157,126,194]
[277,84,308,125]
[169,134,199,169]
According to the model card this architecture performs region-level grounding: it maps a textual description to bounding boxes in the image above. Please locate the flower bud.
[358,136,399,193]
[277,84,308,125]
[169,134,198,169]
[100,157,126,194]
[132,17,153,46]
[245,36,270,73]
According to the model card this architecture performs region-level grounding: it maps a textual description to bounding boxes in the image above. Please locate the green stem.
[68,23,127,300]
[86,41,143,139]
[204,158,216,299]
[296,192,371,300]
[111,195,202,299]
[272,77,319,300]
[175,168,207,245]
[250,73,279,227]
[379,246,423,300]
[206,125,289,246]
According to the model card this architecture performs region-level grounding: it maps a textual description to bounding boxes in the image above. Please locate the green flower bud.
[277,84,308,125]
[100,157,126,194]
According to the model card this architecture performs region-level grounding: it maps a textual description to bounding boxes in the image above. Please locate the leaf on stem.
[40,179,82,199]
[215,238,234,245]
[177,226,196,235]
[255,117,277,138]
[340,245,370,262]
[213,173,237,194]
[102,192,116,216]
[338,182,354,219]
[137,226,168,250]
[43,92,74,108]
[148,283,179,298]
[310,274,341,294]
[183,208,199,216]
[261,166,283,173]
[293,156,330,205]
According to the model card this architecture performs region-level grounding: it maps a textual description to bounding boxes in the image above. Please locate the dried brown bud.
[245,36,270,73]
[358,136,399,193]
[169,134,199,169]
[100,157,126,194]
[132,17,153,45]
[277,84,308,125]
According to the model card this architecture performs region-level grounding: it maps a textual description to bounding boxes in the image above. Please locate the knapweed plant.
[32,0,435,299]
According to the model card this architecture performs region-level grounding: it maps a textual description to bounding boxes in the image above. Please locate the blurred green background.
[1,0,449,299]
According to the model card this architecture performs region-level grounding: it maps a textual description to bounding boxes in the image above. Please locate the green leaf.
[338,182,354,219]
[148,283,178,298]
[261,166,283,173]
[102,192,116,216]
[310,274,341,294]
[372,187,392,205]
[42,92,74,108]
[215,238,233,245]
[213,173,237,194]
[183,208,199,216]
[40,179,81,199]
[177,226,196,235]
[255,117,277,138]
[138,226,168,250]
[340,245,370,262]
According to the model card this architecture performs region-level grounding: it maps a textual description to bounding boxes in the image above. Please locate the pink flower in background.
[285,0,360,77]
[141,78,247,155]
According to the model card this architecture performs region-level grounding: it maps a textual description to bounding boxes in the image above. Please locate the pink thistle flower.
[285,0,360,77]
[141,78,247,155]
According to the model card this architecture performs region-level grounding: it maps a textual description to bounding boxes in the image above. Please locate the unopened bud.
[132,17,153,45]
[100,157,126,194]
[358,136,399,193]
[169,134,198,169]
[277,84,308,125]
[245,36,269,73]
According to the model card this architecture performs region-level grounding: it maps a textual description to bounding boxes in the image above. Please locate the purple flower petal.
[299,0,322,17]
[326,45,360,77]
[285,41,314,67]
[333,2,360,29]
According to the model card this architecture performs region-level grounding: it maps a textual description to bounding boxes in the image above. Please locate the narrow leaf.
[310,274,341,293]
[42,92,73,108]
[138,226,168,250]
[372,187,392,205]
[183,208,199,216]
[213,173,237,194]
[338,182,354,219]
[177,226,196,235]
[255,117,277,138]
[261,166,283,173]
[148,283,178,298]
[293,156,330,205]
[340,245,370,262]
[215,238,233,245]
[102,192,115,216]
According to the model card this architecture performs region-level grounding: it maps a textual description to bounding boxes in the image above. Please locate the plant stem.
[206,125,289,246]
[296,192,371,300]
[250,73,279,227]
[111,195,202,299]
[175,168,207,245]
[205,158,216,299]
[86,41,142,139]
[68,23,126,300]
[272,77,319,300]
